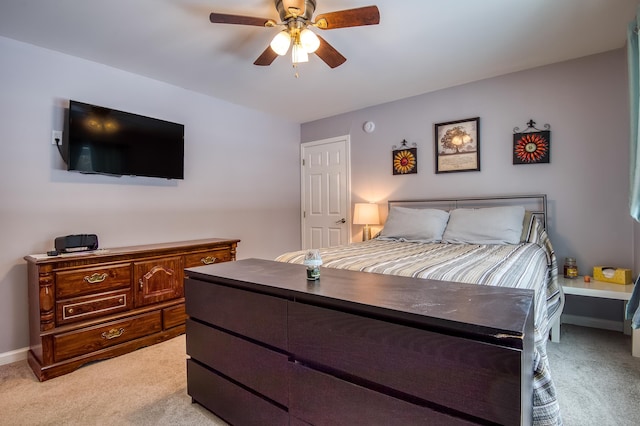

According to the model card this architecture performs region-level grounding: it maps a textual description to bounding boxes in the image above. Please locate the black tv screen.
[66,100,184,179]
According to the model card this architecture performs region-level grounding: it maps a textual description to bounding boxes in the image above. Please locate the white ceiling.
[0,0,637,123]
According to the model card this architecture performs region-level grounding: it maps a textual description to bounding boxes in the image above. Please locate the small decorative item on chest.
[304,249,322,281]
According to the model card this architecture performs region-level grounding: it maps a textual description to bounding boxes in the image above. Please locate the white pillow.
[378,207,450,242]
[442,206,525,244]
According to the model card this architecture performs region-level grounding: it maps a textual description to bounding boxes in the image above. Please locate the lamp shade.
[353,203,380,225]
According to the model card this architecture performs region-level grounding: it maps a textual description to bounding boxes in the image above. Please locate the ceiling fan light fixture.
[209,3,380,70]
[270,31,291,56]
[291,42,309,64]
[300,28,320,53]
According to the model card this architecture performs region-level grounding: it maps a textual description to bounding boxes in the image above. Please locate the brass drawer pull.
[84,273,108,284]
[101,328,125,340]
[201,256,218,265]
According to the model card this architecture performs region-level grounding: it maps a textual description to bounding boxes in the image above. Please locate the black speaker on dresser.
[54,234,99,253]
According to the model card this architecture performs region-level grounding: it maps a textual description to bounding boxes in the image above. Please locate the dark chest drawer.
[288,302,524,425]
[186,319,289,406]
[290,363,476,426]
[185,278,287,349]
[187,359,288,426]
[53,311,162,362]
[56,264,131,298]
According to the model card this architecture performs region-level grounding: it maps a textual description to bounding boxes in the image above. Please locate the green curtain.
[629,7,640,221]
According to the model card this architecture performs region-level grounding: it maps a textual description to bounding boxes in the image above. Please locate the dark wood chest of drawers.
[185,258,534,425]
[25,238,239,381]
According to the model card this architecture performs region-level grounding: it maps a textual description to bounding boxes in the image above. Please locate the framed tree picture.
[434,117,480,173]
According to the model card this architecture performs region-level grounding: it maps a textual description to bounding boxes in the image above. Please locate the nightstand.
[550,276,638,357]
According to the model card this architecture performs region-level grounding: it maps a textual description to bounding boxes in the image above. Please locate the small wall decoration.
[513,119,551,165]
[434,117,480,173]
[392,139,417,175]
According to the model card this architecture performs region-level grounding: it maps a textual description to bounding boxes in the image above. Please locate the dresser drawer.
[56,288,131,325]
[290,363,475,426]
[53,311,162,362]
[187,359,288,426]
[163,303,186,329]
[186,319,289,406]
[56,264,131,298]
[288,302,524,425]
[184,248,232,267]
[185,279,287,349]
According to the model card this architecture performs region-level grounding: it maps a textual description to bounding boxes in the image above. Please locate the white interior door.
[301,136,350,249]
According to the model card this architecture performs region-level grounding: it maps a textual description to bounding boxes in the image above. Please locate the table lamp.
[353,203,380,241]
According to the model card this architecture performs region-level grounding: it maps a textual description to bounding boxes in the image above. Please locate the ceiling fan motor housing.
[275,0,316,22]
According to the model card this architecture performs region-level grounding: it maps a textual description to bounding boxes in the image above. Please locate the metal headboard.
[387,194,547,229]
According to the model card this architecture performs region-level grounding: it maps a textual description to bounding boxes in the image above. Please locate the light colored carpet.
[1,325,639,425]
[546,324,640,426]
[0,335,226,425]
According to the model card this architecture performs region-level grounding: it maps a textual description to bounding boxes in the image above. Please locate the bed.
[276,194,564,426]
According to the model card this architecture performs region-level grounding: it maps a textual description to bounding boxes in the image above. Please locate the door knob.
[336,218,346,224]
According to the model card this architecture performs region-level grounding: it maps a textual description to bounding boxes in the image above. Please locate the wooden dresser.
[185,258,534,425]
[24,238,239,381]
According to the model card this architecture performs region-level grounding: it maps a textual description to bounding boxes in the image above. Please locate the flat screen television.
[66,100,184,179]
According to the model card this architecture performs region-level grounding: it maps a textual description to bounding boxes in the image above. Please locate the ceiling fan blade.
[210,12,275,27]
[314,6,380,29]
[314,35,346,68]
[254,46,279,66]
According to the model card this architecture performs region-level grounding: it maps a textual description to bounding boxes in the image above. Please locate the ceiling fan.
[209,0,380,69]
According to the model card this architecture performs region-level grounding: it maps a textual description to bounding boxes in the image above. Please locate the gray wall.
[1,36,635,356]
[302,48,635,324]
[0,36,301,354]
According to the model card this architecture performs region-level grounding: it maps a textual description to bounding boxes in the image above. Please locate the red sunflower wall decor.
[513,120,551,165]
[392,139,418,175]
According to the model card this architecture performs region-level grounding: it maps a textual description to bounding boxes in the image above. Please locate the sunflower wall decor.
[513,119,551,165]
[392,139,418,175]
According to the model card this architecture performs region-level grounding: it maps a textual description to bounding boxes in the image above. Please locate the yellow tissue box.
[593,266,632,285]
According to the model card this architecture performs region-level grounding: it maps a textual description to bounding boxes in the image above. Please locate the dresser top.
[25,238,240,265]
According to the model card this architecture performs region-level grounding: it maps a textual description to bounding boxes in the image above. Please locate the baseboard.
[561,314,623,332]
[0,347,28,366]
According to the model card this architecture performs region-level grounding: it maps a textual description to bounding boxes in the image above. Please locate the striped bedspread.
[276,222,562,425]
